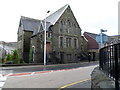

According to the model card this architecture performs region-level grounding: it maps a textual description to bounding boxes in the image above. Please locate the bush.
[6,53,12,61]
[5,50,19,64]
[12,50,19,64]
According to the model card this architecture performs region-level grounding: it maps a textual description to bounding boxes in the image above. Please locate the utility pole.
[44,11,50,65]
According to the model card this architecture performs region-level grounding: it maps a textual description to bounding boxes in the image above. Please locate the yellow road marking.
[58,78,91,90]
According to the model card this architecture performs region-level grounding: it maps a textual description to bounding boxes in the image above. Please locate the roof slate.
[46,4,69,25]
[83,33,99,49]
[84,32,120,45]
[84,32,97,40]
[20,16,52,36]
[21,16,41,32]
[19,4,69,36]
[19,4,76,37]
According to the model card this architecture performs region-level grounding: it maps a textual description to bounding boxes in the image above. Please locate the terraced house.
[17,4,88,64]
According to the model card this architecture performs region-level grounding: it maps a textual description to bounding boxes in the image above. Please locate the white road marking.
[4,73,13,77]
[31,72,35,75]
[0,75,7,89]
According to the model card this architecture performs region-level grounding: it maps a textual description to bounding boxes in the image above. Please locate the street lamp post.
[44,11,50,65]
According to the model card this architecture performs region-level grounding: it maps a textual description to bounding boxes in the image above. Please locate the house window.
[46,32,48,38]
[60,37,64,48]
[74,38,77,49]
[69,38,71,47]
[74,24,77,34]
[19,21,22,27]
[66,38,71,48]
[66,38,69,48]
[40,35,42,41]
[60,21,64,32]
[66,20,71,33]
[60,52,64,63]
[48,32,52,38]
[68,20,71,27]
[75,54,77,60]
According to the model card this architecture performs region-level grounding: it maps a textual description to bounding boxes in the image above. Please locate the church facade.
[17,5,88,64]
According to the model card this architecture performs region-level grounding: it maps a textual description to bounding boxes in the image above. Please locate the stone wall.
[23,31,33,63]
[91,66,115,89]
[51,6,83,63]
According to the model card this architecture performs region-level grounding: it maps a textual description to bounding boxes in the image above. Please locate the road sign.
[96,33,108,48]
[96,33,108,43]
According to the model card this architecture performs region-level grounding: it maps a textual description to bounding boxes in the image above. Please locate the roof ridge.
[84,31,98,35]
[21,16,41,22]
[84,32,97,40]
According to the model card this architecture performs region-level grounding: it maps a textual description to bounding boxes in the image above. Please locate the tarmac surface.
[1,61,98,75]
[0,61,98,89]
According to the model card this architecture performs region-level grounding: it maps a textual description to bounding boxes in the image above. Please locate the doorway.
[60,52,64,64]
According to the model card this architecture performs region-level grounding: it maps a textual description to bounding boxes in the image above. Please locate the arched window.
[60,21,64,32]
[40,35,42,41]
[74,38,77,49]
[74,24,77,34]
[66,37,71,48]
[66,20,71,33]
[59,36,64,48]
[68,20,71,28]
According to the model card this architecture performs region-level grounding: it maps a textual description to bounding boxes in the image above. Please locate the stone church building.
[17,4,88,64]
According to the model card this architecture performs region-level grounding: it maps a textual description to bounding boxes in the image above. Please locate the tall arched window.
[74,24,77,34]
[66,20,71,33]
[59,36,64,48]
[74,38,77,49]
[60,21,64,32]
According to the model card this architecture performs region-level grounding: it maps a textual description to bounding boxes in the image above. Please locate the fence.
[99,43,120,89]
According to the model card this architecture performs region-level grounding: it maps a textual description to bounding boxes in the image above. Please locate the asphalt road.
[62,80,91,88]
[1,61,98,74]
[2,64,98,88]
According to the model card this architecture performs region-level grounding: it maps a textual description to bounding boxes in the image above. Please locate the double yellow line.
[58,78,91,90]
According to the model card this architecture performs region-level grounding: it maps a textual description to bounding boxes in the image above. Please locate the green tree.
[12,50,19,64]
[6,53,12,61]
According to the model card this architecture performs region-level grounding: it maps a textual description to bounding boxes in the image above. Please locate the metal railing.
[99,43,120,89]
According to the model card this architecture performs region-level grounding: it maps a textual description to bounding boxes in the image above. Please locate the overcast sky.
[0,0,119,42]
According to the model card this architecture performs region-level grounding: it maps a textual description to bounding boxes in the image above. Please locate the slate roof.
[84,32,111,42]
[20,16,52,36]
[84,32,97,40]
[19,4,69,36]
[19,4,76,36]
[46,4,69,25]
[21,16,41,32]
[108,35,120,44]
[83,33,99,49]
[83,32,120,47]
[21,4,69,32]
